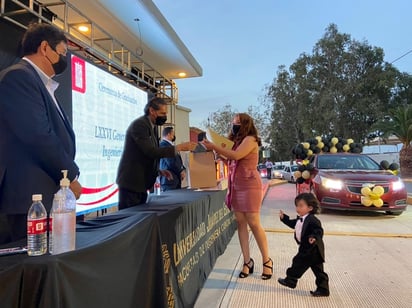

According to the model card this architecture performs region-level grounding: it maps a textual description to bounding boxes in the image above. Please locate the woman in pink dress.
[202,113,272,280]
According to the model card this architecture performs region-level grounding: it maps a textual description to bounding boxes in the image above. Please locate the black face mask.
[232,124,241,135]
[172,136,176,142]
[155,116,167,126]
[52,54,68,75]
[46,50,68,76]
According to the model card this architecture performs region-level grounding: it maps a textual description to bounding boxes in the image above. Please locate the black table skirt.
[0,189,236,308]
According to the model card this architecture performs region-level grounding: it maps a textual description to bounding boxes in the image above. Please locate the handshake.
[175,141,199,152]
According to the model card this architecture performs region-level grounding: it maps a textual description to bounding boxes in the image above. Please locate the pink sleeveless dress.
[227,151,262,212]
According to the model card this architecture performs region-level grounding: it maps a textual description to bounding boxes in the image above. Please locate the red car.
[257,163,268,178]
[308,153,407,215]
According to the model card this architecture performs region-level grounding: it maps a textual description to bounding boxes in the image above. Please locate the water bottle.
[154,177,161,195]
[27,194,47,256]
[51,170,77,255]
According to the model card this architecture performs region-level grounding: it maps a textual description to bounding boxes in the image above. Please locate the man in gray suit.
[116,97,196,209]
[0,23,82,244]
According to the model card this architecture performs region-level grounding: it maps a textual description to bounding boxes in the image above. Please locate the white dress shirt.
[295,213,309,243]
[22,57,65,119]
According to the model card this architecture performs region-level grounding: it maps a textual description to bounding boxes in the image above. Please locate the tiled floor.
[195,181,412,308]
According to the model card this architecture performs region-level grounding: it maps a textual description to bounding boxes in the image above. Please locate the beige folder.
[206,128,234,150]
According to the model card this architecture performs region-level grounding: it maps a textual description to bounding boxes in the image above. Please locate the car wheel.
[385,211,403,216]
[291,176,294,183]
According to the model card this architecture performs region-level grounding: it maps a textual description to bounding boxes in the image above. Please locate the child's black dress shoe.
[310,290,330,297]
[277,278,296,289]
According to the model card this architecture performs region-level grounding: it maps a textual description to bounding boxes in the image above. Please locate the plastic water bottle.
[50,170,76,255]
[27,194,47,256]
[154,177,161,195]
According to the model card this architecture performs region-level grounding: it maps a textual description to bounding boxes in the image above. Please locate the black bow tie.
[297,216,303,222]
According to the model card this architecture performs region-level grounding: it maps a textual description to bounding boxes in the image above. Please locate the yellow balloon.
[373,199,384,207]
[369,192,380,200]
[302,142,310,149]
[307,149,313,156]
[347,138,354,144]
[294,171,302,179]
[331,137,338,145]
[302,170,311,180]
[317,142,324,149]
[361,196,372,207]
[343,144,350,152]
[330,146,337,154]
[372,186,384,196]
[389,169,399,176]
[302,159,310,165]
[316,136,322,142]
[361,187,371,196]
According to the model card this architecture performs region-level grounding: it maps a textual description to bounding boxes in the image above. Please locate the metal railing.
[0,0,178,102]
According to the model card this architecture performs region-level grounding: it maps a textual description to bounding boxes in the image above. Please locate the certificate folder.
[206,128,234,150]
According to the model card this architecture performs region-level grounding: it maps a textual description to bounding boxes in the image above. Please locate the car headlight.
[392,179,405,191]
[321,177,343,190]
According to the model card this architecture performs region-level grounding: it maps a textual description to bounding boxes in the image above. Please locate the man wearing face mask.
[0,23,82,244]
[159,127,186,191]
[116,97,197,209]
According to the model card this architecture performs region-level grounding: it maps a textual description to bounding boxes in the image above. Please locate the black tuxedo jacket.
[281,213,325,262]
[0,60,79,213]
[116,116,175,193]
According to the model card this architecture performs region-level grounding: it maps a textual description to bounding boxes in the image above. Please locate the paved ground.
[195,180,412,308]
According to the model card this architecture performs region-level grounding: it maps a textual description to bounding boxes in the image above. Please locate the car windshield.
[291,165,298,172]
[257,164,266,170]
[273,165,284,170]
[316,155,381,170]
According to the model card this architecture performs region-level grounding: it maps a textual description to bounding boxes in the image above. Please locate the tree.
[373,105,412,176]
[200,104,236,136]
[265,24,406,160]
[265,66,302,161]
[390,72,412,107]
[201,103,269,141]
[247,104,270,145]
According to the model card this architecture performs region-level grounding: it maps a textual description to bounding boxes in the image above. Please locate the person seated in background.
[159,127,186,191]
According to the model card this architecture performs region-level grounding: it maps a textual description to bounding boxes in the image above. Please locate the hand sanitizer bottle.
[50,170,76,254]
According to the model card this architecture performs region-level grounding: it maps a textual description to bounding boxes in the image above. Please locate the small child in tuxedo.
[278,193,329,297]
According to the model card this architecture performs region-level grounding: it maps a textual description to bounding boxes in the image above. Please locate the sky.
[153,0,412,128]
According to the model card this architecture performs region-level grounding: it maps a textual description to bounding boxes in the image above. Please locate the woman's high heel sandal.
[261,258,273,280]
[239,258,254,278]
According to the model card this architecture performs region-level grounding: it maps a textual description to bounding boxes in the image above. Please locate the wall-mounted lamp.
[78,25,90,33]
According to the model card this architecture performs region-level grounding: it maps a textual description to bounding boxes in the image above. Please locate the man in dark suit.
[159,127,186,191]
[278,193,330,297]
[0,23,82,244]
[116,97,196,209]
